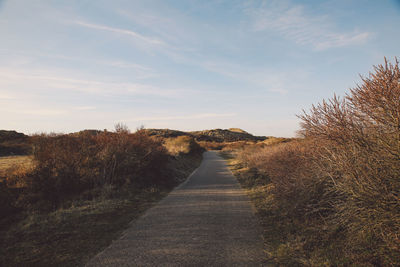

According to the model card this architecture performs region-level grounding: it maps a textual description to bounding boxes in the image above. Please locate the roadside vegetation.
[3,57,397,266]
[225,59,400,266]
[0,125,203,266]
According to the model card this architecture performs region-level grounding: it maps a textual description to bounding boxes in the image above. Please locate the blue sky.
[0,0,399,137]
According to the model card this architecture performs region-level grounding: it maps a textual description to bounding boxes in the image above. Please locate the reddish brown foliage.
[238,58,400,265]
[17,128,169,208]
[299,59,400,264]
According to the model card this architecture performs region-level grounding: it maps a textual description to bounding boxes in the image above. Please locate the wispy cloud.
[72,20,166,46]
[127,113,236,122]
[115,8,188,45]
[247,2,371,50]
[105,60,151,71]
[314,32,370,50]
[0,68,185,98]
[199,61,291,95]
[0,49,158,80]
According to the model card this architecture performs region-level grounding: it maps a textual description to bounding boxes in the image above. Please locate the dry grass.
[0,148,202,267]
[0,156,34,187]
[0,125,204,266]
[0,156,33,177]
[0,187,170,266]
[163,136,198,156]
[226,145,351,266]
[225,58,400,266]
[198,140,264,151]
[259,137,291,146]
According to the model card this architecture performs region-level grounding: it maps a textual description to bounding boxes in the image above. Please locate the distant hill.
[145,128,267,143]
[144,129,187,138]
[0,130,27,142]
[0,128,268,156]
[0,130,31,156]
[190,129,266,142]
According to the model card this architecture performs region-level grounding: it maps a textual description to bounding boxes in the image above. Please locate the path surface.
[86,151,266,266]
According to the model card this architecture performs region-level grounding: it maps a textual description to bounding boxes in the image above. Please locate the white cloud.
[0,50,156,79]
[314,32,371,50]
[0,68,185,98]
[247,2,371,50]
[115,8,187,45]
[72,20,166,46]
[199,60,291,95]
[126,113,236,122]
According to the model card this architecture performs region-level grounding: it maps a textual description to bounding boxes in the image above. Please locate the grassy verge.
[221,148,398,266]
[0,154,202,267]
[220,151,327,266]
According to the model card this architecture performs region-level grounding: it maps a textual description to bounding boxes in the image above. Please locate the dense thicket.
[0,128,204,266]
[237,59,400,265]
[26,129,168,206]
[2,127,204,212]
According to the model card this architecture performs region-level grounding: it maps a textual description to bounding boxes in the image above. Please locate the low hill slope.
[144,128,266,143]
[0,130,31,156]
[144,129,187,138]
[190,129,266,142]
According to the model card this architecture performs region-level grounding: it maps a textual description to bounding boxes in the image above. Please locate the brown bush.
[237,58,400,265]
[298,58,400,265]
[221,141,256,152]
[0,181,19,216]
[239,140,335,219]
[18,126,169,208]
[197,141,225,150]
[94,128,169,186]
[197,140,256,151]
[163,136,202,156]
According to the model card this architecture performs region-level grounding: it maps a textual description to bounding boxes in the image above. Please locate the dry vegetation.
[0,125,203,266]
[2,58,398,266]
[0,156,33,178]
[226,59,400,266]
[163,135,202,156]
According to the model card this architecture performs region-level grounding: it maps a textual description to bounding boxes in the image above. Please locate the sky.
[0,0,399,137]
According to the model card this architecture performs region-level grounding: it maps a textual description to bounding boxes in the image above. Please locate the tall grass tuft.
[163,136,202,156]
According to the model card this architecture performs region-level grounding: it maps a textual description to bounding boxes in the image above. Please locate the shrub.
[197,141,225,150]
[19,127,170,208]
[0,181,17,216]
[239,140,335,219]
[163,136,198,156]
[299,58,400,265]
[164,136,194,156]
[94,129,169,186]
[221,141,255,152]
[236,58,400,265]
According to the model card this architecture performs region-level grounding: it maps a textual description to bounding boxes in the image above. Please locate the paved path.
[86,151,266,266]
